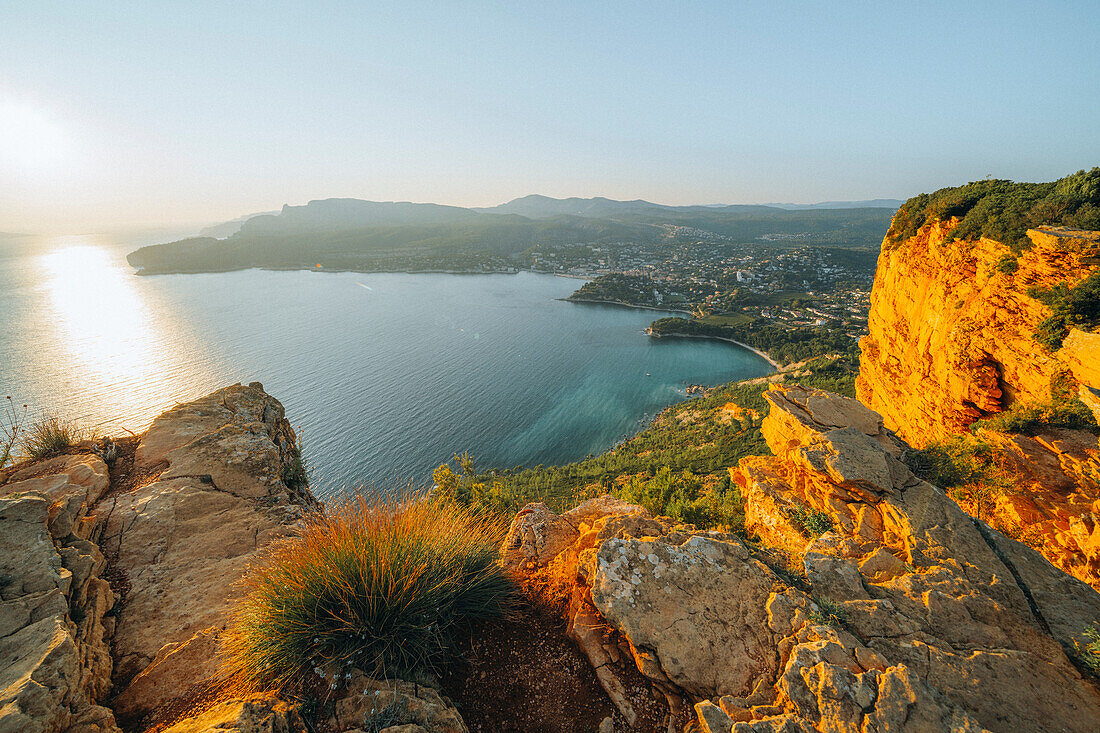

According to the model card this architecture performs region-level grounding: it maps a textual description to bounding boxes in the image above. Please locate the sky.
[2,1,1098,233]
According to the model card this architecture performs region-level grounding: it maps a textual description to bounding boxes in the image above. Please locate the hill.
[129,196,895,275]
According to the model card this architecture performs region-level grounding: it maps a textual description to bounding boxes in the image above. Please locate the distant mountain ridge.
[197,194,899,237]
[473,194,779,219]
[760,198,903,210]
[129,195,896,275]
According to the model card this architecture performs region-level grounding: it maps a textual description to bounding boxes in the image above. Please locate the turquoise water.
[0,232,773,497]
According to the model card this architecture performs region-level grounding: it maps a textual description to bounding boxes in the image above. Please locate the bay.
[0,232,773,498]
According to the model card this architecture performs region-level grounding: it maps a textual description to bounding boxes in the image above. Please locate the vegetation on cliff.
[906,392,1098,521]
[970,391,1099,435]
[1029,270,1100,349]
[905,435,1016,520]
[438,356,856,528]
[223,494,514,691]
[648,315,858,362]
[886,168,1100,252]
[890,168,1100,251]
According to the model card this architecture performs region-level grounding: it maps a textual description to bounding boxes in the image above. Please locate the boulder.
[102,384,317,726]
[326,674,467,733]
[2,454,109,541]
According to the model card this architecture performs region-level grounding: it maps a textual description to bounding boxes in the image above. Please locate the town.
[526,236,877,347]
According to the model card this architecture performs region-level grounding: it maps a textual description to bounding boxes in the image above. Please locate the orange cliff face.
[857,220,1100,589]
[857,222,1100,446]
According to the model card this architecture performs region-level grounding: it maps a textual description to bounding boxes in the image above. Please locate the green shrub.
[1028,271,1100,350]
[21,415,93,461]
[223,494,515,691]
[906,436,1002,488]
[996,254,1019,274]
[281,427,311,491]
[970,397,1098,435]
[617,467,744,531]
[1077,625,1100,677]
[886,169,1100,252]
[905,435,1017,521]
[809,598,849,628]
[788,502,833,537]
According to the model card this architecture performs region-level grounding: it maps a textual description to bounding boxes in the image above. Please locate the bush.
[809,598,849,628]
[223,493,515,692]
[21,415,93,461]
[905,435,1017,521]
[617,467,744,532]
[1028,271,1100,350]
[281,427,311,491]
[886,168,1100,252]
[787,502,833,537]
[970,396,1098,435]
[996,254,1019,274]
[1077,625,1100,677]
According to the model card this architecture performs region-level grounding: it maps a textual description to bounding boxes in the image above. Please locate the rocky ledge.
[504,384,1100,732]
[3,382,1100,733]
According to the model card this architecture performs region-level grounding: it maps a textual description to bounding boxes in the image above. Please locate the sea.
[0,230,773,498]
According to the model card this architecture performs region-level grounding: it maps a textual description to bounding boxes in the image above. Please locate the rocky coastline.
[3,379,1100,732]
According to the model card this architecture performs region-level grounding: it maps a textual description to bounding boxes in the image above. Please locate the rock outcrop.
[99,383,317,728]
[1,455,118,732]
[0,383,477,733]
[856,222,1100,590]
[975,427,1100,589]
[505,384,1100,732]
[857,224,1100,445]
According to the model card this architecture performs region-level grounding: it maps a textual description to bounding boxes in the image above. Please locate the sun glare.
[40,242,157,413]
[0,99,68,172]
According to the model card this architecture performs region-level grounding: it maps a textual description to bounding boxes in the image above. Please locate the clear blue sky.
[2,1,1098,232]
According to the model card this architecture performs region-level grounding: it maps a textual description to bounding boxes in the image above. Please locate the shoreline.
[560,297,692,315]
[134,265,523,277]
[646,329,781,369]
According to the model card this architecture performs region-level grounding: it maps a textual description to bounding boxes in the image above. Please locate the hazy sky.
[2,1,1098,233]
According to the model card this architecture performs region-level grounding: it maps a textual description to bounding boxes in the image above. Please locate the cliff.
[4,383,1100,732]
[855,217,1100,589]
[857,223,1100,444]
[503,384,1100,732]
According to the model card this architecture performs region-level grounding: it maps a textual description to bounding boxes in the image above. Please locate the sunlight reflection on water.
[23,237,220,433]
[2,233,773,493]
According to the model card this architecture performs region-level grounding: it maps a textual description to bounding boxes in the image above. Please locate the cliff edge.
[857,223,1100,444]
[505,384,1100,732]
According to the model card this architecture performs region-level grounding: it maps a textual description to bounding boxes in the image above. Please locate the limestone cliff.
[505,384,1100,733]
[6,383,1100,733]
[856,220,1100,589]
[857,223,1100,445]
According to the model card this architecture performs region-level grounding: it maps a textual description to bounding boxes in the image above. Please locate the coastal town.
[530,237,877,347]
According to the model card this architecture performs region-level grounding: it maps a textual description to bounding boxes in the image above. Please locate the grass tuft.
[809,598,849,628]
[1,397,28,469]
[1077,625,1100,678]
[222,492,516,693]
[21,415,94,461]
[361,696,409,732]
